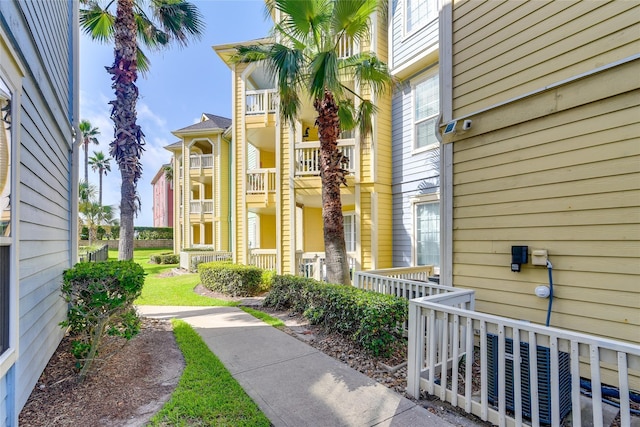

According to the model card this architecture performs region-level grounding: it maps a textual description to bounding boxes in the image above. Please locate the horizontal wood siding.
[452,0,640,117]
[280,126,290,274]
[451,76,640,344]
[0,0,75,415]
[0,374,6,427]
[235,70,245,263]
[391,79,440,267]
[389,0,438,72]
[376,190,393,268]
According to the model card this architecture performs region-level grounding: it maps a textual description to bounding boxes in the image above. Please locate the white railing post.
[407,300,422,398]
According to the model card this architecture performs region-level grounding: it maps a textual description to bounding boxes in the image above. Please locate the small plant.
[199,262,262,297]
[60,260,146,380]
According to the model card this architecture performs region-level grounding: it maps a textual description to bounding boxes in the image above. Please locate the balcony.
[189,199,214,214]
[294,138,356,177]
[248,248,277,271]
[246,89,277,115]
[189,154,213,169]
[246,168,276,205]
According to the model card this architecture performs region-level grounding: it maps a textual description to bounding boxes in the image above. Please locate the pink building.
[151,163,174,227]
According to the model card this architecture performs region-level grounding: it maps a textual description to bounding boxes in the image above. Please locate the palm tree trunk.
[84,141,89,183]
[98,168,103,207]
[109,0,141,261]
[315,90,350,285]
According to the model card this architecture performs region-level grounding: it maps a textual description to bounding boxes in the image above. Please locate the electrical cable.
[545,259,553,327]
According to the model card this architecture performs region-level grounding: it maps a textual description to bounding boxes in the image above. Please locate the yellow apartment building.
[213,12,394,279]
[166,114,232,255]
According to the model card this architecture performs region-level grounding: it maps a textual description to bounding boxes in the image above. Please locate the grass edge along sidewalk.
[123,248,270,425]
[148,319,271,426]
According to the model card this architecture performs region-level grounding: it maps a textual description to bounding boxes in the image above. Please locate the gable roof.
[173,113,231,134]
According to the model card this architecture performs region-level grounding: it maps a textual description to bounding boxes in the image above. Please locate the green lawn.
[116,248,238,306]
[148,319,271,427]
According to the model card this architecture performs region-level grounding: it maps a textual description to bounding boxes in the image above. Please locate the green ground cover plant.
[148,320,271,427]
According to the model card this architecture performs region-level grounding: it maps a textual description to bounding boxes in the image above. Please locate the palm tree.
[89,151,112,206]
[80,0,204,260]
[78,120,100,184]
[233,0,392,284]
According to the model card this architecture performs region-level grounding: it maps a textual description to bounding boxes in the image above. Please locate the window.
[405,0,437,34]
[413,73,439,151]
[0,77,12,356]
[415,201,439,268]
[343,213,355,253]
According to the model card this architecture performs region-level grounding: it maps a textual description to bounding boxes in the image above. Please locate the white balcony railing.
[189,154,213,169]
[179,249,232,272]
[248,248,277,271]
[295,251,356,281]
[189,199,214,214]
[246,168,276,198]
[337,37,358,59]
[295,139,356,176]
[246,89,277,115]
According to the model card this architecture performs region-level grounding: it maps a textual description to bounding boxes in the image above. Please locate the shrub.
[150,252,179,264]
[260,269,277,292]
[199,262,263,297]
[80,226,89,240]
[60,260,146,379]
[264,275,407,356]
[135,226,173,240]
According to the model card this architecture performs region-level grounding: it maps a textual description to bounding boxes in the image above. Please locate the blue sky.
[80,0,272,226]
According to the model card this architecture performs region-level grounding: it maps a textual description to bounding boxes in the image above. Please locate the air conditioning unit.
[487,334,572,424]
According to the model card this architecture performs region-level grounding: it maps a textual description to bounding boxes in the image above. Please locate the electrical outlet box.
[531,249,548,266]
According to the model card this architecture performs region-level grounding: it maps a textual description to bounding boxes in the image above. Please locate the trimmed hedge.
[264,275,407,356]
[150,252,179,264]
[199,262,263,297]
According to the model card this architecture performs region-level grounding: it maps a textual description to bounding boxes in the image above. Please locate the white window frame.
[411,193,440,270]
[404,0,438,38]
[0,37,22,378]
[343,211,356,254]
[411,70,440,154]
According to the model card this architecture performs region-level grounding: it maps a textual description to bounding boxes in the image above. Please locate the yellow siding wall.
[234,65,247,263]
[280,125,291,273]
[376,189,393,269]
[261,150,275,168]
[260,214,276,249]
[303,207,324,252]
[449,62,640,343]
[219,139,230,250]
[452,0,640,117]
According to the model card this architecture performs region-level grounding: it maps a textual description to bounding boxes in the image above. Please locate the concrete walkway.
[137,305,455,427]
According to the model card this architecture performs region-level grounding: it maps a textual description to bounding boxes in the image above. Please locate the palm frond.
[337,99,357,132]
[309,50,341,100]
[332,0,377,43]
[357,99,377,144]
[79,1,115,43]
[151,0,205,47]
[350,52,392,96]
[232,44,272,64]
